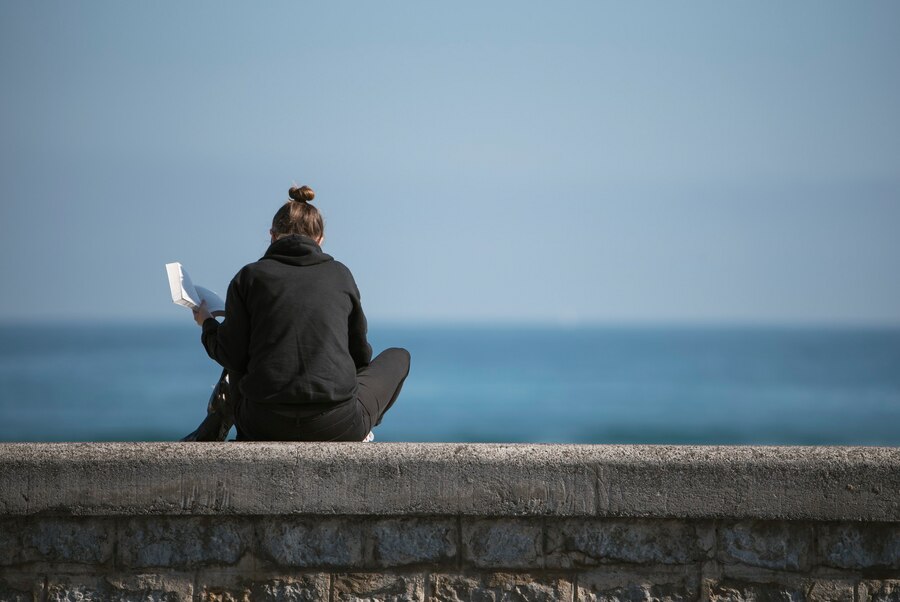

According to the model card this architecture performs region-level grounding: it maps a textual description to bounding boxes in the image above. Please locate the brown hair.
[271,185,324,241]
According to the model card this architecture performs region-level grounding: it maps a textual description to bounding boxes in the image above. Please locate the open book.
[165,262,226,316]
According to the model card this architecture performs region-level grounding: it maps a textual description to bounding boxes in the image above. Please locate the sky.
[1,1,899,326]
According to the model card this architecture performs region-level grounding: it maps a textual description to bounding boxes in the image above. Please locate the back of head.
[271,185,324,241]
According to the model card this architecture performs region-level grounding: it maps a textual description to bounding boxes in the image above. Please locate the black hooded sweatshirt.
[201,235,372,408]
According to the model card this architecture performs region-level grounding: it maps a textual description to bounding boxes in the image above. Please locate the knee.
[386,347,411,371]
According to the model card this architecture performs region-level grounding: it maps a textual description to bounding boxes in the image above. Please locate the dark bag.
[181,368,236,441]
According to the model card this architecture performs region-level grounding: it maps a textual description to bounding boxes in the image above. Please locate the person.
[184,185,410,442]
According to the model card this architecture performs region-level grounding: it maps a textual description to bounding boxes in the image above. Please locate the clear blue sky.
[2,1,899,325]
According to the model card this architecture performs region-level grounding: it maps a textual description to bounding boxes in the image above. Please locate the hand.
[193,300,213,326]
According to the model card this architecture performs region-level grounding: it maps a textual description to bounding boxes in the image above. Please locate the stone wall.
[1,443,898,601]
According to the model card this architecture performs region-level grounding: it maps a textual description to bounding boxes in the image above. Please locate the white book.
[165,262,226,316]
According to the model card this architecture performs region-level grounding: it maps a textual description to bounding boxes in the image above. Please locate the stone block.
[3,443,900,520]
[706,578,855,602]
[718,521,813,571]
[716,566,856,602]
[372,519,458,567]
[545,519,713,567]
[0,521,19,566]
[431,575,498,602]
[579,583,693,602]
[818,523,900,570]
[333,573,425,602]
[247,577,329,602]
[197,574,329,602]
[0,575,39,602]
[46,582,108,602]
[593,445,900,521]
[462,520,543,569]
[45,574,193,602]
[431,573,573,602]
[576,568,697,602]
[479,573,573,602]
[118,517,250,568]
[0,517,114,566]
[806,581,856,602]
[706,579,805,602]
[199,592,242,602]
[258,518,364,568]
[0,586,32,602]
[860,581,900,602]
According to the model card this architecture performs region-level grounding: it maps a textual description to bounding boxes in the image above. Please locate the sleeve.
[348,280,373,370]
[200,275,251,373]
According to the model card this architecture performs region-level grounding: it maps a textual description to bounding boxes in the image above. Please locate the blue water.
[0,323,898,445]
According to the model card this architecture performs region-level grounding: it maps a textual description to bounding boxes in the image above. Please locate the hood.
[262,235,334,267]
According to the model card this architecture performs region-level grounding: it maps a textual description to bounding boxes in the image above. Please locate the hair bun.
[289,185,315,203]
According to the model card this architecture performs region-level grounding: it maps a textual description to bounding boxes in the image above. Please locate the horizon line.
[2,315,899,331]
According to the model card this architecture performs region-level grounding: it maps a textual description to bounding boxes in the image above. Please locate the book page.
[166,262,226,315]
[195,285,226,315]
[166,262,200,309]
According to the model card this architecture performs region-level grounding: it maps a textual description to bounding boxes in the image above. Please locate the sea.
[0,323,898,445]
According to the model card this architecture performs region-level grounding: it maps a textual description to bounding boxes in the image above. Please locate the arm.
[199,277,251,373]
[348,282,373,370]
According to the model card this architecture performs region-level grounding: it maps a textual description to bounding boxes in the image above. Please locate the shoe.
[362,431,375,442]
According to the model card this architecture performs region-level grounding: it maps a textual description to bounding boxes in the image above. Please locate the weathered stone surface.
[805,581,856,602]
[0,517,114,566]
[718,521,813,571]
[372,519,458,567]
[3,443,898,520]
[594,445,900,521]
[431,574,498,602]
[577,569,696,601]
[716,566,856,602]
[2,443,900,602]
[576,567,697,602]
[860,580,900,602]
[199,592,241,602]
[706,578,856,602]
[259,518,364,568]
[706,580,805,602]
[247,577,329,602]
[118,517,249,568]
[198,574,329,602]
[108,574,195,602]
[45,574,193,602]
[579,583,692,602]
[545,519,713,567]
[0,443,598,517]
[0,586,31,602]
[0,576,36,602]
[333,573,425,602]
[46,582,108,602]
[818,523,900,570]
[462,520,543,569]
[0,522,19,566]
[24,518,114,565]
[479,573,573,602]
[432,573,573,602]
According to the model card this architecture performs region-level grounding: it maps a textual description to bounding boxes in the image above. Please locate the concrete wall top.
[0,443,898,521]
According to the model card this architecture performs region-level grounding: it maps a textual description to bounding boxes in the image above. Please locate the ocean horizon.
[1,321,898,445]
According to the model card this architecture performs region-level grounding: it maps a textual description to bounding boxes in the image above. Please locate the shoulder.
[331,259,362,284]
[236,260,261,279]
[229,260,267,288]
[330,259,355,278]
[330,259,363,295]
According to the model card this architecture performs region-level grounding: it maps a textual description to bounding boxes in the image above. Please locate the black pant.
[233,348,410,441]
